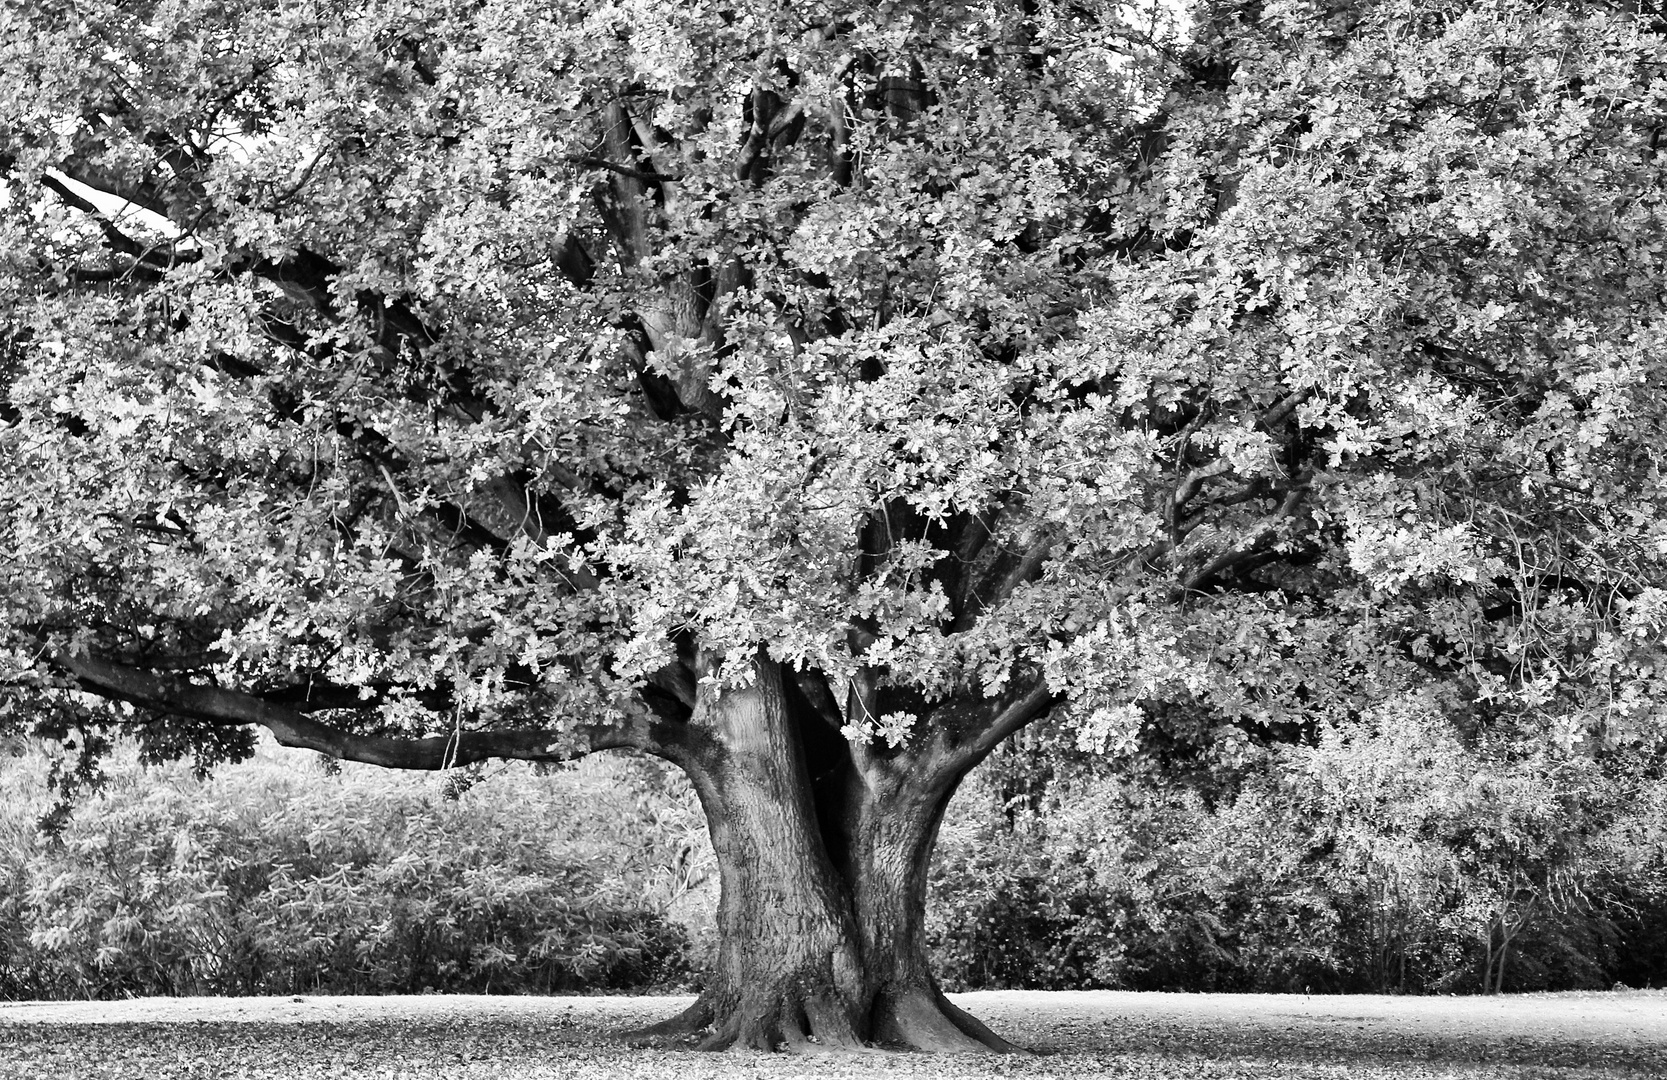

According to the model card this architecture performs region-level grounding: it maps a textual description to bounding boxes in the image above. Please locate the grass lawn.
[1,989,1662,1079]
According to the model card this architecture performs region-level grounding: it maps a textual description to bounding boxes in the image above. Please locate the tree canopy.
[2,0,1665,1052]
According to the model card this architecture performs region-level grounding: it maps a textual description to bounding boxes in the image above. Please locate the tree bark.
[850,775,1020,1052]
[630,656,1023,1053]
[634,658,869,1051]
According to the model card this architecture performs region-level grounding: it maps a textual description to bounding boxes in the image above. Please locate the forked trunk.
[631,658,1020,1053]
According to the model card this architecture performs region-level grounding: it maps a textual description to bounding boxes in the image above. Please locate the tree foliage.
[2,0,1663,772]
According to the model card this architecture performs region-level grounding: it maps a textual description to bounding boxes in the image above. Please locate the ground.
[1,989,1663,1078]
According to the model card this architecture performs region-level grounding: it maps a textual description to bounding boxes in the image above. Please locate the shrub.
[930,712,1667,995]
[0,742,703,999]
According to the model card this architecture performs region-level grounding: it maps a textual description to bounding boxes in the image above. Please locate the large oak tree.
[3,0,1666,1051]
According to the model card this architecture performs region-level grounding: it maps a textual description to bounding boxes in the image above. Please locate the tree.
[2,0,1665,1052]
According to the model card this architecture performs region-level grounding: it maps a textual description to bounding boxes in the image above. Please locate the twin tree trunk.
[636,658,1019,1053]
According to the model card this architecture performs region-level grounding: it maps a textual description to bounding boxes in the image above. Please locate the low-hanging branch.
[51,650,675,768]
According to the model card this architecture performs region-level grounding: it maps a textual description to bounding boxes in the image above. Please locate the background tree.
[2,0,1665,1052]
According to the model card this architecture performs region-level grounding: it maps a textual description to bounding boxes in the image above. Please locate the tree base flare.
[871,985,1028,1054]
[620,996,715,1048]
[621,984,1027,1054]
[622,984,870,1052]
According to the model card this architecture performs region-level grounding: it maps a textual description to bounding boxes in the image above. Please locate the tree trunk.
[633,658,868,1051]
[849,775,1020,1051]
[630,657,1021,1053]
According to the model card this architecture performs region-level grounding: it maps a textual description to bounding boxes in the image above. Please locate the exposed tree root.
[693,982,871,1053]
[622,981,1027,1054]
[870,984,1029,1053]
[619,993,715,1047]
[619,982,871,1053]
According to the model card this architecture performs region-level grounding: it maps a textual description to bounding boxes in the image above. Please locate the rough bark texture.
[852,779,1018,1052]
[632,656,1024,1053]
[667,660,868,1050]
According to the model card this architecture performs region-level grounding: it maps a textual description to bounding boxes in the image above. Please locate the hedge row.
[928,713,1667,995]
[0,744,706,999]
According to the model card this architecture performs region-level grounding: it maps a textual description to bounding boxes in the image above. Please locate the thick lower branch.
[945,680,1059,778]
[50,651,674,768]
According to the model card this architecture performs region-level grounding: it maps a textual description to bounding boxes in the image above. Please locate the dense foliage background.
[0,743,703,999]
[3,727,1662,1000]
[930,716,1667,995]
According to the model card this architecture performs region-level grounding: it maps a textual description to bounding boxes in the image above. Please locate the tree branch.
[976,528,1054,615]
[1173,459,1232,511]
[924,678,1060,786]
[1258,387,1313,431]
[569,155,682,183]
[52,650,671,768]
[41,174,196,270]
[55,163,174,219]
[1176,485,1309,595]
[255,308,595,576]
